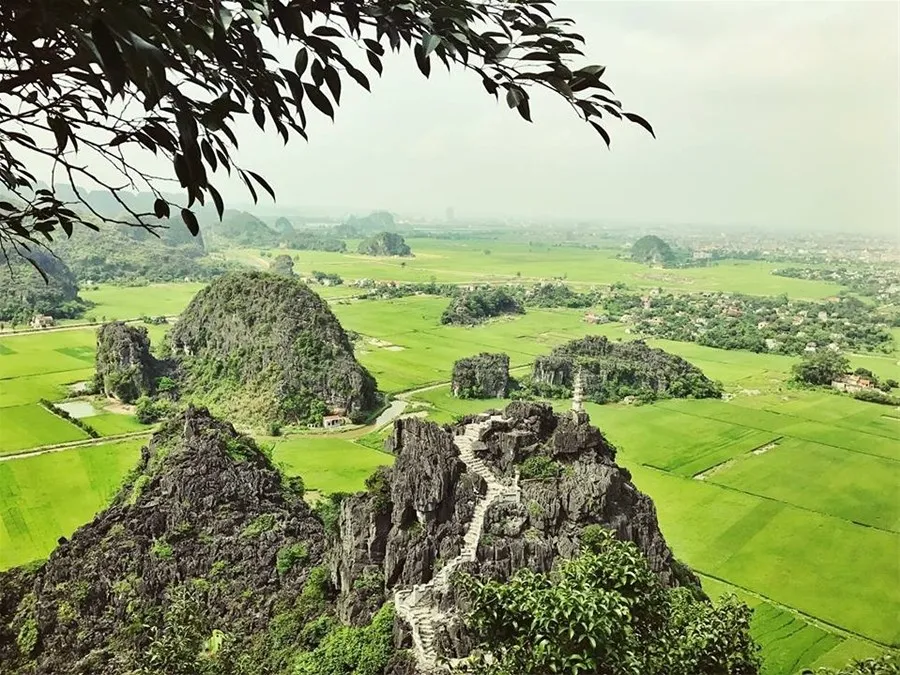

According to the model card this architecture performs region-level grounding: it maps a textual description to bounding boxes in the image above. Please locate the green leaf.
[590,121,610,148]
[506,86,525,109]
[181,208,199,236]
[208,185,224,219]
[422,34,441,56]
[247,171,276,201]
[294,49,309,77]
[366,51,383,76]
[623,112,655,138]
[153,198,170,219]
[414,43,431,78]
[324,66,342,104]
[303,83,334,120]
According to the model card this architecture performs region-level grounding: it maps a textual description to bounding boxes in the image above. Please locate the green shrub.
[127,474,151,505]
[241,513,277,539]
[519,454,561,480]
[276,543,309,575]
[15,617,38,656]
[293,603,396,675]
[151,538,174,559]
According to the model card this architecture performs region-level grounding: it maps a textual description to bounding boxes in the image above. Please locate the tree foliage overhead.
[0,0,652,260]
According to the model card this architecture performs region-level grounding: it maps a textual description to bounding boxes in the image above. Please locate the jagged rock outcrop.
[451,353,510,399]
[532,335,723,403]
[0,407,326,675]
[169,271,379,425]
[333,402,696,670]
[94,321,160,403]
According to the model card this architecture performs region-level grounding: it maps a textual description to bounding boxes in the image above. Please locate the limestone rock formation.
[0,407,325,675]
[451,352,510,398]
[630,234,676,266]
[532,335,723,403]
[169,271,378,425]
[94,321,160,403]
[357,231,413,257]
[332,402,696,669]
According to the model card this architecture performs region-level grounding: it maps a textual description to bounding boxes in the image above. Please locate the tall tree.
[0,0,652,266]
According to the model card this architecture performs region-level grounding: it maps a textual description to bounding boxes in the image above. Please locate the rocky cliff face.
[169,271,379,425]
[332,402,695,668]
[0,407,326,675]
[451,352,510,399]
[94,321,160,403]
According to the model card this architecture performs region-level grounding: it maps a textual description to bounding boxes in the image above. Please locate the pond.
[56,400,99,419]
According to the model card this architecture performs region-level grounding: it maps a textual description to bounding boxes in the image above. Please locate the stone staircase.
[394,415,520,672]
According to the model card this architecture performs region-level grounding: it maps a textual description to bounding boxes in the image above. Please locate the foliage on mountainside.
[441,287,525,325]
[356,232,412,257]
[53,222,229,284]
[528,336,722,403]
[452,352,511,398]
[631,235,676,266]
[459,526,758,675]
[0,250,87,323]
[168,272,377,426]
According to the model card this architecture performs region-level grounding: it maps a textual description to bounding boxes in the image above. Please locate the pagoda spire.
[572,368,586,414]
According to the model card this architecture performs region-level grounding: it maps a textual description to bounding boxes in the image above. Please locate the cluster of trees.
[0,251,87,323]
[526,336,722,404]
[793,351,899,404]
[356,232,412,257]
[309,271,343,286]
[458,525,759,675]
[608,290,895,355]
[441,287,525,326]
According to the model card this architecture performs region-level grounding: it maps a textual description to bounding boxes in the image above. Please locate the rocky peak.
[0,407,325,674]
[333,402,695,668]
[94,320,159,402]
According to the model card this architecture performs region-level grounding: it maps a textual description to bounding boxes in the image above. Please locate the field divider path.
[0,430,153,462]
[394,414,520,672]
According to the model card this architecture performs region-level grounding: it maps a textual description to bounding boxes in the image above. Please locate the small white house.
[30,314,55,329]
[322,415,346,429]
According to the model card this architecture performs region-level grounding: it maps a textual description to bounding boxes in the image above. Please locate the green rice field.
[0,439,146,569]
[272,436,394,494]
[0,404,88,455]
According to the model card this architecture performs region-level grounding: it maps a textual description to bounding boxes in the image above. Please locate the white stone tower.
[572,368,587,420]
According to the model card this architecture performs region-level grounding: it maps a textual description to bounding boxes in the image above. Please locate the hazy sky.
[220,0,898,233]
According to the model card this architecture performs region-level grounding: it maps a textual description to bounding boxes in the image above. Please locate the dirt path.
[1,316,179,337]
[0,430,154,463]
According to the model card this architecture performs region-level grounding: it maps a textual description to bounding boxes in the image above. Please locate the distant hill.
[0,250,87,323]
[356,231,412,257]
[631,235,676,266]
[53,222,226,284]
[169,271,378,425]
[337,210,397,237]
[205,209,280,248]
